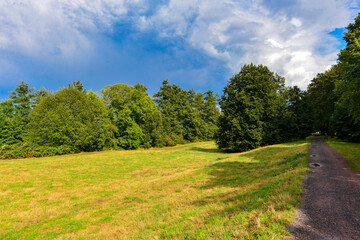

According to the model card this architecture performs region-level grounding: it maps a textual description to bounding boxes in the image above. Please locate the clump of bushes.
[0,143,74,159]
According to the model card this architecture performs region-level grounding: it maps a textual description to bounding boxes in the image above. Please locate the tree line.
[1,12,359,158]
[306,12,360,142]
[215,64,312,152]
[0,64,313,157]
[0,80,220,158]
[216,12,360,151]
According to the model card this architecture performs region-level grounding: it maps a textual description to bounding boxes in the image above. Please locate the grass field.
[0,140,309,239]
[325,138,360,171]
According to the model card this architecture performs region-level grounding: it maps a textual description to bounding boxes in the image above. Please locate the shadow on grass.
[191,145,307,222]
[190,147,224,154]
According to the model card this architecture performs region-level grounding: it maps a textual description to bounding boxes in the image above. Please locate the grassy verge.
[324,138,360,171]
[0,140,309,239]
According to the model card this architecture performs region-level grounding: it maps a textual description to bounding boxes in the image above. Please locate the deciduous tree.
[29,82,113,151]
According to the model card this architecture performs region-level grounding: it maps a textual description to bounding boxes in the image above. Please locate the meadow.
[325,138,360,171]
[0,140,309,239]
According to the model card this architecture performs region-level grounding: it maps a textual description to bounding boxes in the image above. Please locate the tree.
[29,83,113,152]
[9,81,35,117]
[200,90,220,139]
[307,66,338,135]
[154,80,219,144]
[302,13,360,142]
[154,80,187,143]
[101,83,162,149]
[284,86,313,139]
[215,64,287,152]
[336,12,360,122]
[331,105,360,142]
[0,81,36,144]
[0,100,17,145]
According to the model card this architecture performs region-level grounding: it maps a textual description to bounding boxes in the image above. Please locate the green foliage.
[1,80,219,158]
[34,88,50,104]
[216,64,293,152]
[0,100,17,145]
[331,105,360,142]
[0,143,73,159]
[101,83,162,149]
[199,90,220,139]
[29,83,113,152]
[0,81,36,145]
[336,13,360,122]
[154,80,219,145]
[307,66,338,134]
[114,107,144,149]
[307,13,360,142]
[330,13,360,141]
[284,86,313,139]
[9,81,35,117]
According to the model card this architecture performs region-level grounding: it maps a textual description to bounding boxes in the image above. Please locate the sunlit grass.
[325,138,360,171]
[0,140,309,239]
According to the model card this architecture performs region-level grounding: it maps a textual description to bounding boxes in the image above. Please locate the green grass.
[0,140,310,239]
[325,138,360,171]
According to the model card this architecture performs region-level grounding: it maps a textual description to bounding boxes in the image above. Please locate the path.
[289,136,360,239]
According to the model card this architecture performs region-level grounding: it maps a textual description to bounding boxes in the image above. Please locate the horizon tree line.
[1,12,359,158]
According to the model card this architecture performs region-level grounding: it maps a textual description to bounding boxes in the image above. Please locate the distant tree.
[202,90,220,139]
[29,83,113,152]
[101,83,162,149]
[0,100,17,145]
[260,74,290,145]
[331,105,360,142]
[9,81,36,117]
[216,64,287,152]
[307,66,338,134]
[154,80,187,143]
[284,86,313,139]
[0,81,36,144]
[154,80,219,144]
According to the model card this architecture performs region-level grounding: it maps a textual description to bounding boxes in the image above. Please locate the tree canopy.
[29,83,113,152]
[306,12,360,142]
[216,64,312,152]
[101,83,162,149]
[154,80,219,145]
[0,81,35,145]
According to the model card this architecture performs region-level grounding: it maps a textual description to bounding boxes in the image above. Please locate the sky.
[0,0,359,100]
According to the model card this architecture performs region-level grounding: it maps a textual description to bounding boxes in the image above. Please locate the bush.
[28,85,113,152]
[0,143,74,159]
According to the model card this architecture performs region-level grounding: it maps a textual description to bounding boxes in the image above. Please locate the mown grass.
[325,138,360,171]
[0,140,309,239]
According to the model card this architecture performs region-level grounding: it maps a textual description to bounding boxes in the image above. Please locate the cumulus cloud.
[0,0,146,58]
[0,0,359,89]
[138,0,359,88]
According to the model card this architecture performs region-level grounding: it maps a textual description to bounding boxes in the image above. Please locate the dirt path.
[288,136,360,239]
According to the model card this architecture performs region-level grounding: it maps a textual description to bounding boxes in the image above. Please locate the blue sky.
[0,0,359,100]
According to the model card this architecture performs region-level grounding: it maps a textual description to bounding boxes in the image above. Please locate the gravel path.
[288,136,360,239]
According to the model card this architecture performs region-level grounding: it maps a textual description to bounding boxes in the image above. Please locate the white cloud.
[290,18,302,28]
[138,0,359,88]
[0,0,145,58]
[265,39,284,49]
[0,0,359,89]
